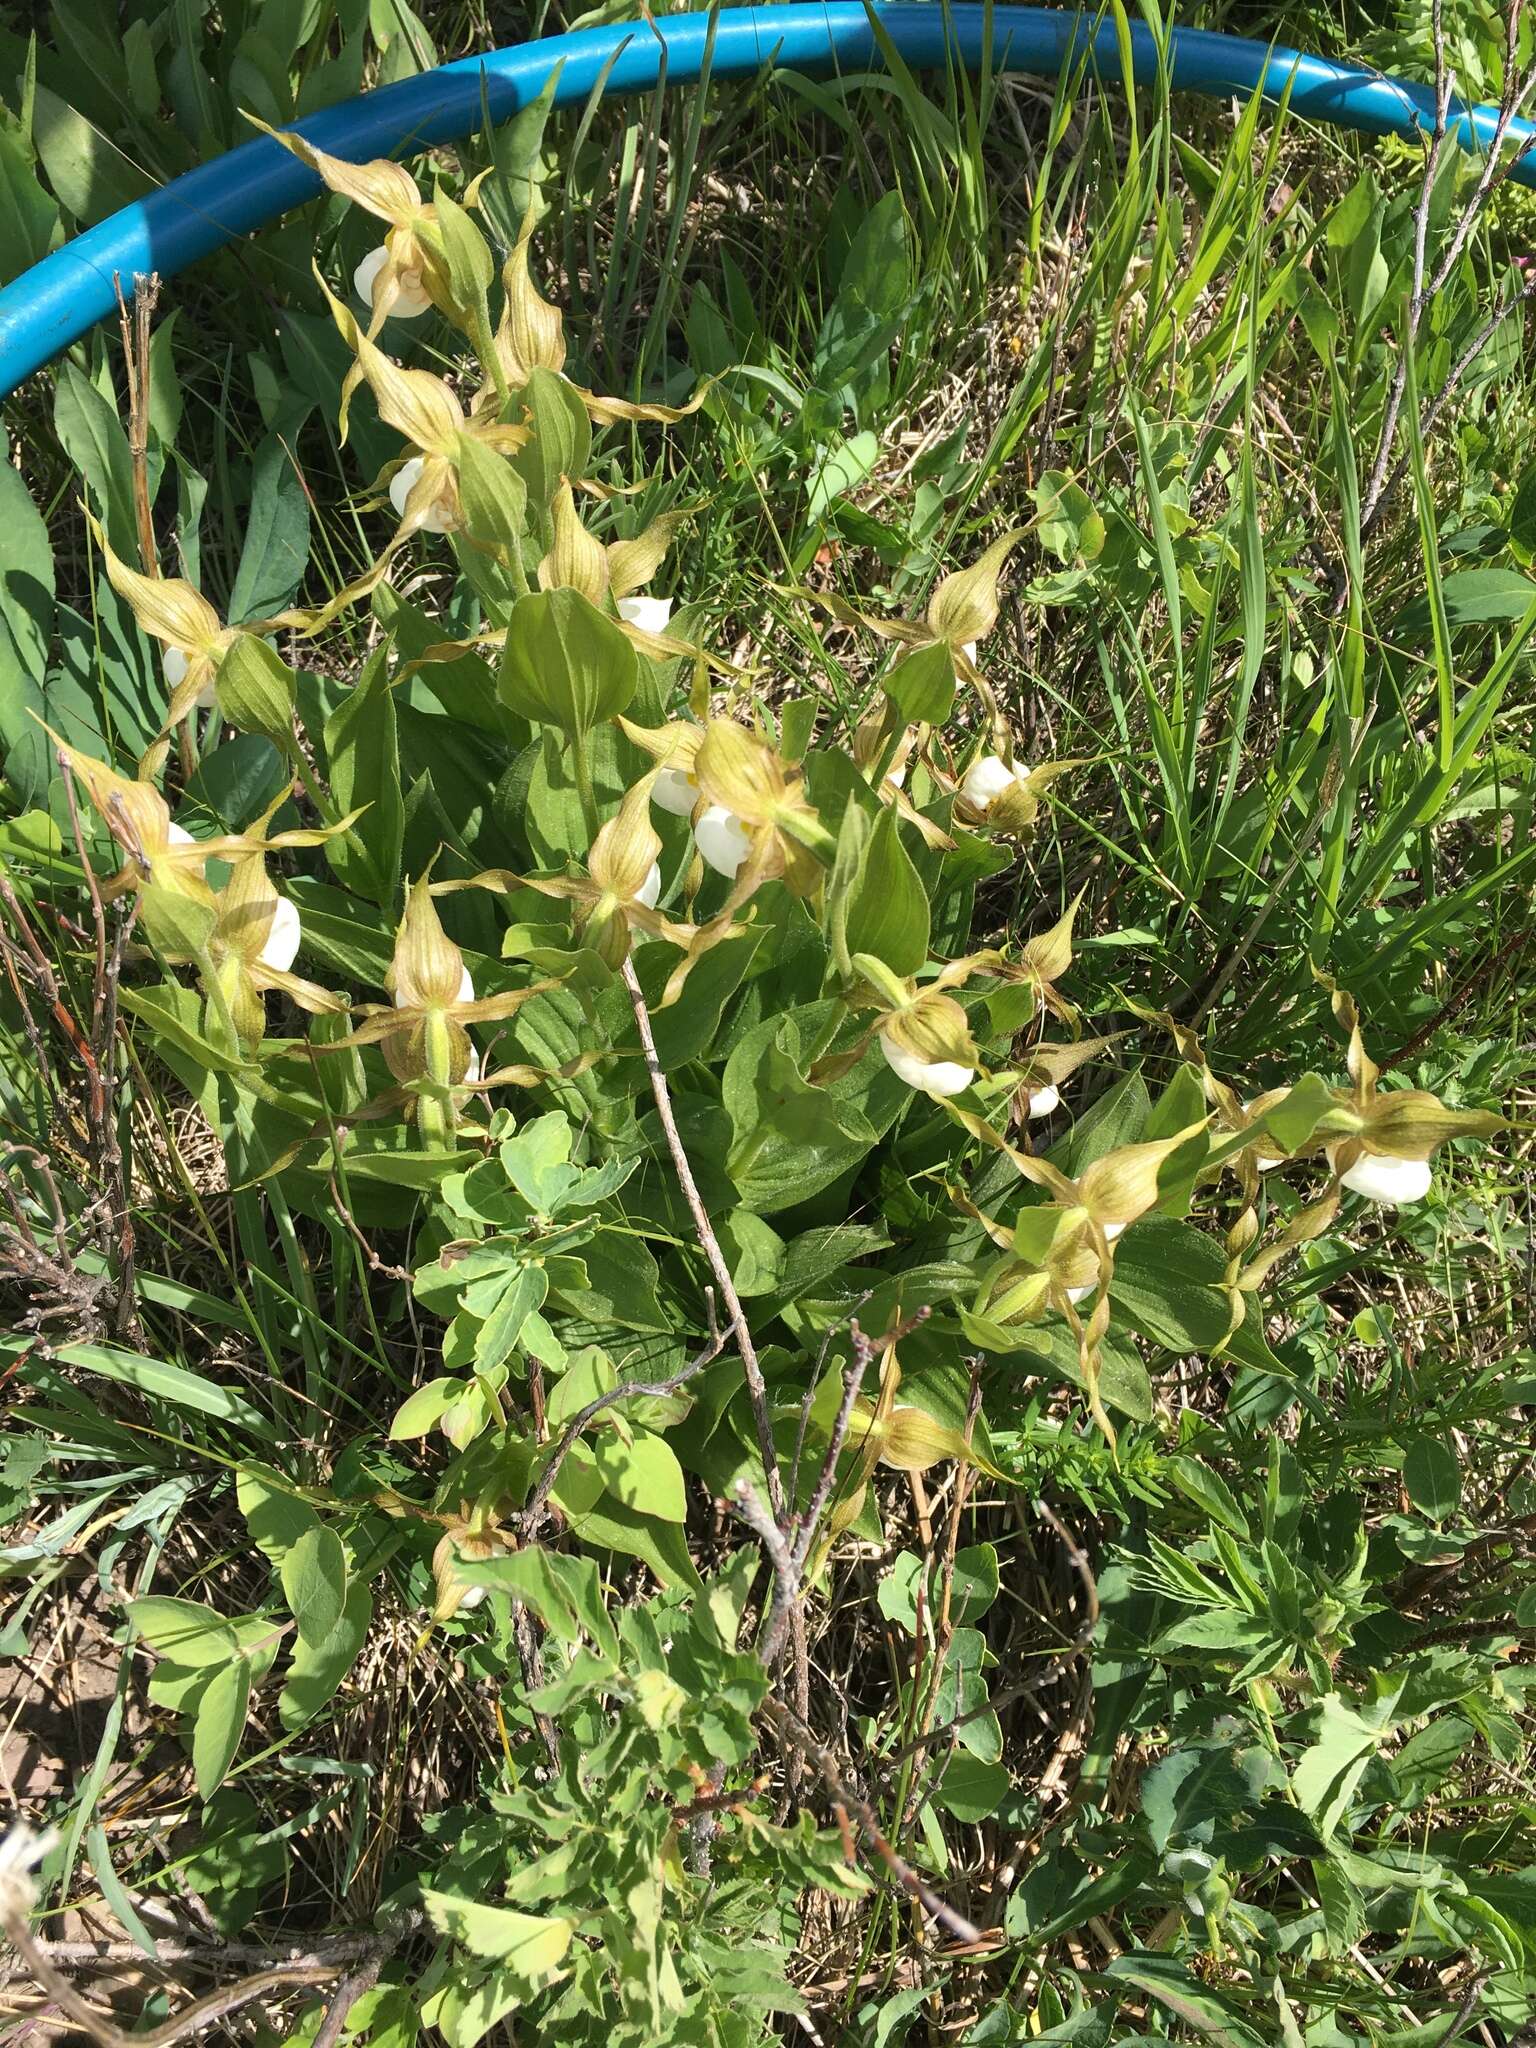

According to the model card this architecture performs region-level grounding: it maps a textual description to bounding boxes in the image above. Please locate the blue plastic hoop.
[2,3,1532,398]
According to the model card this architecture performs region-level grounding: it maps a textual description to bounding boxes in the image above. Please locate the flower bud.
[259,895,302,974]
[878,1027,973,1098]
[1329,1145,1432,1206]
[390,456,455,533]
[618,594,672,635]
[652,764,700,817]
[355,243,432,317]
[961,753,1028,812]
[695,803,753,877]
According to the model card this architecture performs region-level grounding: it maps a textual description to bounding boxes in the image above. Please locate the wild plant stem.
[621,957,784,1519]
[570,727,601,842]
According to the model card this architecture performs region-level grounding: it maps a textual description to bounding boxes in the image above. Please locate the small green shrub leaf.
[280,1525,349,1646]
[1404,1436,1461,1522]
[192,1657,251,1799]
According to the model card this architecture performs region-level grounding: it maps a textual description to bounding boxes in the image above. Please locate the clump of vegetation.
[0,3,1532,2046]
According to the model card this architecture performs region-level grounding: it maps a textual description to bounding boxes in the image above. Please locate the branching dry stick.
[59,759,142,1335]
[26,1931,405,1970]
[900,1359,984,1827]
[732,1478,798,1648]
[1361,0,1454,527]
[786,1299,870,1515]
[518,1298,727,1536]
[1360,0,1536,541]
[4,1913,335,2048]
[114,273,161,579]
[787,1318,880,1579]
[309,1943,392,2048]
[760,1696,985,1948]
[622,958,784,1519]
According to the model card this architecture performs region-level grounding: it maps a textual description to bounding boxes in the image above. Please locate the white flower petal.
[1026,1083,1060,1119]
[617,594,673,635]
[878,1030,973,1098]
[694,803,753,878]
[652,764,699,817]
[163,647,189,688]
[389,455,454,532]
[960,753,1027,812]
[389,456,423,518]
[635,861,662,910]
[353,245,388,304]
[1336,1150,1432,1206]
[166,820,195,846]
[353,243,431,317]
[258,895,301,974]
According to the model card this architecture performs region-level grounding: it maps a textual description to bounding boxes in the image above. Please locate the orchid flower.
[317,286,528,527]
[197,841,343,1055]
[85,513,299,772]
[1319,988,1501,1208]
[536,483,693,659]
[952,749,1078,833]
[681,718,834,901]
[951,1116,1208,1444]
[479,216,712,430]
[792,528,1027,732]
[1008,1035,1128,1124]
[811,1347,1004,1572]
[255,122,457,336]
[439,783,743,1004]
[331,878,561,1142]
[41,729,355,942]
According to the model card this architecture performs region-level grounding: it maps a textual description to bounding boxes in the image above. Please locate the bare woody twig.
[4,1913,336,2048]
[518,1297,727,1535]
[788,1318,879,1579]
[1361,0,1454,526]
[113,272,160,579]
[760,1696,985,1948]
[622,958,784,1519]
[1359,0,1536,541]
[310,1946,391,2048]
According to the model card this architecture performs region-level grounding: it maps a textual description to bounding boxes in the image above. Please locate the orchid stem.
[570,727,600,842]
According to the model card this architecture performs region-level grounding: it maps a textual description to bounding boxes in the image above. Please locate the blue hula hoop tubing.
[2,2,1533,398]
